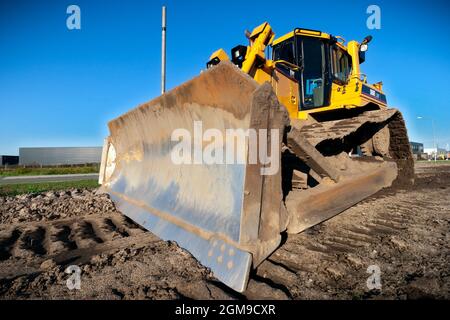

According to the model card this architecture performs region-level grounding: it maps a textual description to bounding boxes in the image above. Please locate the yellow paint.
[209,48,230,62]
[272,28,331,46]
[241,22,275,75]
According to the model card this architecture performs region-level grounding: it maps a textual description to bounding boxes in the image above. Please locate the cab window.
[272,39,295,64]
[331,46,352,83]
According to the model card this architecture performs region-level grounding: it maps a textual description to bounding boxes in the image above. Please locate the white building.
[424,147,447,159]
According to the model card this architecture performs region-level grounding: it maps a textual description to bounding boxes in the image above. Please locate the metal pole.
[431,118,437,162]
[161,6,167,94]
[418,116,438,162]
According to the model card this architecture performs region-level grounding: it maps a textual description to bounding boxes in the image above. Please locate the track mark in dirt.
[0,229,21,261]
[372,218,406,230]
[0,212,165,283]
[339,231,375,245]
[95,218,126,241]
[49,225,77,254]
[72,220,104,248]
[104,218,130,238]
[15,227,47,257]
[324,236,365,249]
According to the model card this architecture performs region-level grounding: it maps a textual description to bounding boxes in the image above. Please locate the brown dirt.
[0,162,449,299]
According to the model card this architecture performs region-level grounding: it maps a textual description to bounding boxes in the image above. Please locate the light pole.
[161,5,167,95]
[417,116,437,162]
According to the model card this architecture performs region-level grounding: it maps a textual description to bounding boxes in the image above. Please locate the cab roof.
[272,28,347,50]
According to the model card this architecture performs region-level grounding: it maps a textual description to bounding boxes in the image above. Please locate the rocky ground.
[0,162,448,299]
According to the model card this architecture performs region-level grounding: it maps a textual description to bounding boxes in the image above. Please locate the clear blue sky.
[1,0,449,155]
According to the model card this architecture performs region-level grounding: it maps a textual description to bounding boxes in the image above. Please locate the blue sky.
[0,0,449,155]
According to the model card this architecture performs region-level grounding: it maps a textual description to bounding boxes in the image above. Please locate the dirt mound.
[0,162,449,299]
[0,189,115,224]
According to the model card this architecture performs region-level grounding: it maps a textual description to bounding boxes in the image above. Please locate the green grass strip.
[0,165,100,177]
[0,180,99,197]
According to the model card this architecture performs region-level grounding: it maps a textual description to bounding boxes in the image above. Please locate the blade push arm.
[207,22,275,78]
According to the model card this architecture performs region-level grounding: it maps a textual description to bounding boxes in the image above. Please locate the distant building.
[409,142,424,154]
[0,155,19,166]
[19,147,102,166]
[409,142,425,160]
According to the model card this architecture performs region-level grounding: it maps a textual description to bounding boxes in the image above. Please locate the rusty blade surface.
[99,62,273,292]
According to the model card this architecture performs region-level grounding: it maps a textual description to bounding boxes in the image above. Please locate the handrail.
[273,60,301,71]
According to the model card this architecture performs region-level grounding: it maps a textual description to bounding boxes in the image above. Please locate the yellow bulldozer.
[98,22,414,292]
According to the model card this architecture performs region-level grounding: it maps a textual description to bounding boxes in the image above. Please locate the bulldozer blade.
[285,158,397,234]
[99,62,287,292]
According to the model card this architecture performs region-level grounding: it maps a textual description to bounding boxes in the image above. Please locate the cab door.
[296,36,332,110]
[271,38,301,118]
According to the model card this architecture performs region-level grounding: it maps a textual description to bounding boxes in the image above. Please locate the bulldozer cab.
[271,29,353,113]
[207,23,385,121]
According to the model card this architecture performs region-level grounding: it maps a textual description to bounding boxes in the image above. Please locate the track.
[298,108,415,187]
[387,111,415,186]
